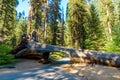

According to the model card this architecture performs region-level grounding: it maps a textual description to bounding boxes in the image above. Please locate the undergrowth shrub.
[104,42,120,54]
[50,52,66,61]
[0,44,14,65]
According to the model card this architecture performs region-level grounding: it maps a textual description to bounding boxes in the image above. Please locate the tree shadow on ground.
[63,63,120,80]
[0,62,86,80]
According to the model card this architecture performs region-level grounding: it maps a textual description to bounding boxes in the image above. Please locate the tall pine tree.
[0,0,18,45]
[85,4,104,50]
[67,0,88,50]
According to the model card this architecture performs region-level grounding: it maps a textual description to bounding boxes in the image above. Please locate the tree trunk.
[27,41,120,67]
[106,0,112,41]
[43,0,48,43]
[8,36,120,67]
[27,0,34,34]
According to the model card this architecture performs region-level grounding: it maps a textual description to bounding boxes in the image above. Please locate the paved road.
[0,58,86,80]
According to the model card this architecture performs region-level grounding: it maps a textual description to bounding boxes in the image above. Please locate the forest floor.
[0,58,120,80]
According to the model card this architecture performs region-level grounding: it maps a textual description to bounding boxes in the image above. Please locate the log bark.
[84,51,120,67]
[27,41,120,67]
[8,34,120,67]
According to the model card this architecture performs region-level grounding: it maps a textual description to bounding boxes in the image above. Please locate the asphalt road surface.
[0,58,86,80]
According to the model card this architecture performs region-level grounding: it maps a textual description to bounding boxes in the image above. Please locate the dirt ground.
[0,59,120,80]
[61,63,120,80]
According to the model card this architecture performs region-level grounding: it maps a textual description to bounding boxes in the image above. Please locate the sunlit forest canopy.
[0,0,120,53]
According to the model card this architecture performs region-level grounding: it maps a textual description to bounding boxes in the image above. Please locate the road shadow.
[0,62,86,80]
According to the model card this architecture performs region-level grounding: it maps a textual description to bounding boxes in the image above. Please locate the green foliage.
[0,54,14,65]
[50,52,66,61]
[0,44,12,54]
[104,42,120,53]
[81,0,120,52]
[67,0,88,49]
[48,0,63,45]
[85,4,105,50]
[1,0,120,55]
[0,0,17,45]
[0,44,14,65]
[13,18,27,46]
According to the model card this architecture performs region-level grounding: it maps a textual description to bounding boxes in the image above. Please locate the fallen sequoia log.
[8,34,120,67]
[8,34,50,64]
[84,51,120,67]
[26,41,120,67]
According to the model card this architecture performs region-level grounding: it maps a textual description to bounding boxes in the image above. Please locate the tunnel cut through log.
[13,41,120,67]
[8,33,120,67]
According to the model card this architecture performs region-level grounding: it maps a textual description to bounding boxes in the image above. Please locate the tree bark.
[9,38,120,67]
[105,0,112,41]
[27,41,120,67]
[43,0,49,43]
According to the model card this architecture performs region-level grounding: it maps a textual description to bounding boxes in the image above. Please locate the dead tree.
[8,33,50,64]
[26,42,120,67]
[8,34,29,55]
[7,33,120,66]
